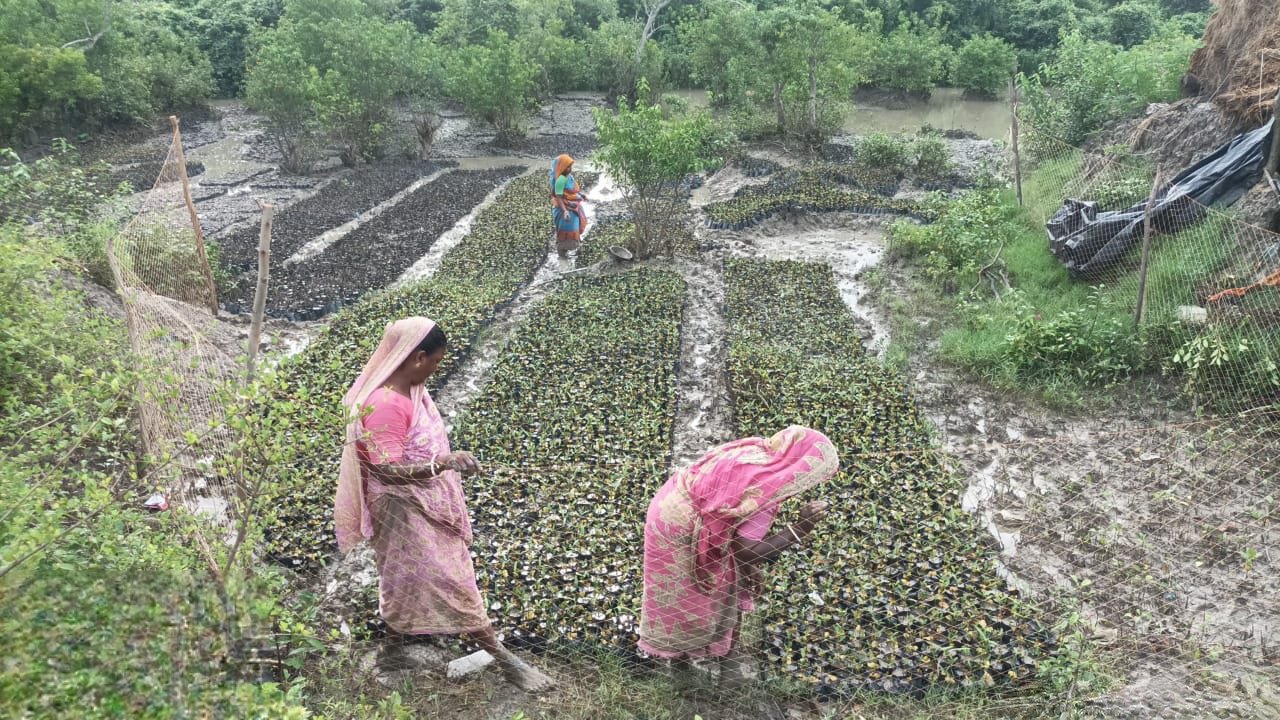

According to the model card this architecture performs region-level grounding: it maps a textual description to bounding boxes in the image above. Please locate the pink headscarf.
[685,426,839,589]
[334,316,437,553]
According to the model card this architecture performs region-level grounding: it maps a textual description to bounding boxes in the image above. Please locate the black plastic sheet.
[1047,118,1276,281]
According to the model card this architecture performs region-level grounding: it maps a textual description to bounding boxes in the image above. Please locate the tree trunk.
[807,55,818,138]
[773,81,785,134]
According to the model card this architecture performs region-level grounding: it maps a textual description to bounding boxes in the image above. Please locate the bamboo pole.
[1010,75,1024,208]
[1134,170,1164,329]
[245,201,274,383]
[1266,91,1280,177]
[169,115,220,316]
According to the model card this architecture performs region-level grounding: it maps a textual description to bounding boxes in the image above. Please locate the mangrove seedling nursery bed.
[221,167,523,320]
[214,161,454,273]
[724,258,1049,694]
[704,171,939,231]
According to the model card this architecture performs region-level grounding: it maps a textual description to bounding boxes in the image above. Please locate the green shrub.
[856,132,911,173]
[911,133,953,177]
[1020,28,1199,145]
[1001,288,1145,385]
[446,29,541,145]
[951,34,1017,98]
[1106,1,1160,48]
[1169,324,1280,411]
[890,190,1010,284]
[865,19,952,95]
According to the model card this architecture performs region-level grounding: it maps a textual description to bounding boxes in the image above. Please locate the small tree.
[592,82,727,258]
[244,37,321,173]
[951,34,1017,99]
[445,29,540,146]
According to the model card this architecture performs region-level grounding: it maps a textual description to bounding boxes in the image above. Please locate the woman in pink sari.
[638,426,839,686]
[334,316,553,692]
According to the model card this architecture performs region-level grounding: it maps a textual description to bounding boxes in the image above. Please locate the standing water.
[666,88,1009,140]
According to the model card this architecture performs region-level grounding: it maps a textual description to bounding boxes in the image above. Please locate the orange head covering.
[554,153,574,178]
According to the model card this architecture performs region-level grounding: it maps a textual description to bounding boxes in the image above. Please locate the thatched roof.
[1189,0,1280,128]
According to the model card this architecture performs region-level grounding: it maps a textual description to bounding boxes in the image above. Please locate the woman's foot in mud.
[501,656,555,693]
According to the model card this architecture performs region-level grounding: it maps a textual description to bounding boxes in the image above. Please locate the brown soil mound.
[1189,0,1280,127]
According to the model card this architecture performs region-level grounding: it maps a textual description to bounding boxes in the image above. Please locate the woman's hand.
[794,500,829,539]
[441,451,482,477]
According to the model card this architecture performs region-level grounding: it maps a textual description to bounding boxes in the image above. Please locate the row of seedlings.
[215,161,452,273]
[256,173,597,571]
[221,167,524,320]
[705,171,937,231]
[449,268,686,654]
[723,258,1048,697]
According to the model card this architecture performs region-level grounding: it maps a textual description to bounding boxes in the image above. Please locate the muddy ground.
[93,96,1277,718]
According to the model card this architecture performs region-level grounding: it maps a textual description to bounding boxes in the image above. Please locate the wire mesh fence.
[106,117,239,511]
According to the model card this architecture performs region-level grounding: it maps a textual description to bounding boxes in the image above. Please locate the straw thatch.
[1188,0,1280,127]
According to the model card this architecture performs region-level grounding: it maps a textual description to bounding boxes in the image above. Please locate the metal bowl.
[608,245,634,261]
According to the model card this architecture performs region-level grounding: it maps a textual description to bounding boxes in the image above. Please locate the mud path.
[666,255,735,471]
[431,177,608,428]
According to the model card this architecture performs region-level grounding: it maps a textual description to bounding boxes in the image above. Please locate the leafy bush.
[244,33,321,172]
[1001,288,1145,385]
[0,45,104,145]
[585,18,665,103]
[0,224,309,718]
[593,87,726,257]
[864,17,952,95]
[1106,0,1160,48]
[951,34,1017,98]
[911,133,953,177]
[0,0,217,144]
[1169,324,1280,411]
[446,29,541,145]
[890,189,1011,284]
[856,133,911,173]
[1000,0,1079,74]
[1020,28,1199,144]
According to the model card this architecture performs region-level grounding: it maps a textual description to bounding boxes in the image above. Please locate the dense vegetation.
[3,0,1210,149]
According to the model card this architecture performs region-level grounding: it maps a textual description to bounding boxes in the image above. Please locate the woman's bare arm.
[731,501,828,567]
[364,459,442,486]
[364,452,481,486]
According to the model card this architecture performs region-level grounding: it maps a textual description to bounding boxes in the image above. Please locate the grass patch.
[888,182,1280,410]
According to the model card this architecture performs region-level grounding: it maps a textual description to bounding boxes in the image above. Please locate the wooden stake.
[1134,170,1164,329]
[1010,75,1024,208]
[170,115,219,316]
[245,201,274,382]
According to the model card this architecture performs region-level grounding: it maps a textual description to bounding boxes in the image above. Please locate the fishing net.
[106,117,238,513]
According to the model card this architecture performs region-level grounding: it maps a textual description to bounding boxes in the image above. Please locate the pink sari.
[638,426,839,658]
[334,317,488,634]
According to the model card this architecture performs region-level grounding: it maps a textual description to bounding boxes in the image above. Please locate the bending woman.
[334,316,553,692]
[638,426,838,685]
[550,153,589,257]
